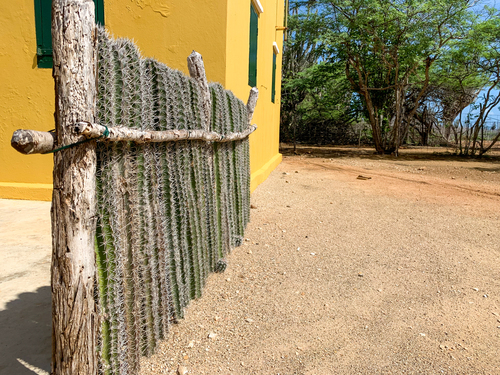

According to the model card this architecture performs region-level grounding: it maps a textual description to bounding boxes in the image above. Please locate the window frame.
[34,0,53,68]
[271,42,280,103]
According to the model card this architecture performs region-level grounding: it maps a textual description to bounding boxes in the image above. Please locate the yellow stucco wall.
[226,0,284,192]
[104,0,227,84]
[0,1,55,201]
[0,0,283,201]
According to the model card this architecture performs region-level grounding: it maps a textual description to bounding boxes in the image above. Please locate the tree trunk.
[392,89,401,155]
[50,1,98,374]
[362,91,384,153]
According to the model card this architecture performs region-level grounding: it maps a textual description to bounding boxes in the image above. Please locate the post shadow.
[0,286,51,375]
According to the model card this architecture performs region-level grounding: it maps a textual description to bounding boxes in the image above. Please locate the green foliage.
[281,2,360,146]
[281,61,361,144]
[450,10,500,155]
[320,0,477,153]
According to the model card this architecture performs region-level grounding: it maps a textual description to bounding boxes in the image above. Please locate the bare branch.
[75,122,257,143]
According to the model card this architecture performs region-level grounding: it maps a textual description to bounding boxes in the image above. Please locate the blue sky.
[461,0,500,123]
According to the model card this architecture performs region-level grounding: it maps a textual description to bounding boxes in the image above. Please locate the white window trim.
[251,0,264,14]
[273,42,280,55]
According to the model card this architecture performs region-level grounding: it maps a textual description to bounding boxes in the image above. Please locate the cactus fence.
[93,29,252,374]
[10,21,257,375]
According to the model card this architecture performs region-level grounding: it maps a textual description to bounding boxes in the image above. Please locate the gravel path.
[141,149,500,375]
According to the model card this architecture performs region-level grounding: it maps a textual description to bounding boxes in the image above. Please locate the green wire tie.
[44,125,110,154]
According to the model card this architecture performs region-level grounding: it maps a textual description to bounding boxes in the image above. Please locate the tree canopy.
[281,0,500,155]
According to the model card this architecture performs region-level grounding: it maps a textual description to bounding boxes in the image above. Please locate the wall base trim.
[0,182,53,201]
[1,153,282,201]
[250,152,282,193]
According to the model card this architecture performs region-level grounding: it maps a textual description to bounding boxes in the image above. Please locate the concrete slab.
[0,199,51,375]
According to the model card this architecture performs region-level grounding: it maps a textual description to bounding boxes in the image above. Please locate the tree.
[281,2,326,150]
[403,50,483,146]
[281,62,361,146]
[318,0,477,154]
[452,9,500,155]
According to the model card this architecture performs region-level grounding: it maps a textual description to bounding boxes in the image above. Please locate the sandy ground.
[141,146,500,375]
[0,199,51,375]
[1,146,499,374]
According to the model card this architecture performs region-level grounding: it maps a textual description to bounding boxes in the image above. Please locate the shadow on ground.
[280,144,500,163]
[0,286,51,375]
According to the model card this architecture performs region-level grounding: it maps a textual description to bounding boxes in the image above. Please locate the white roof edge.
[252,0,264,14]
[273,42,280,54]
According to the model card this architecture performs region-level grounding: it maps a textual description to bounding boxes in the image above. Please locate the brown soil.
[140,146,500,375]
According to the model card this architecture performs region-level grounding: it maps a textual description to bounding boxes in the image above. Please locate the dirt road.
[142,147,500,374]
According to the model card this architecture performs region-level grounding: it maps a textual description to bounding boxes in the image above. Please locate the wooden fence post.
[50,0,98,374]
[188,51,211,131]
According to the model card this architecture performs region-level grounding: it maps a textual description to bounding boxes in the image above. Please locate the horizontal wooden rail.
[74,122,257,143]
[12,84,259,156]
[11,124,257,155]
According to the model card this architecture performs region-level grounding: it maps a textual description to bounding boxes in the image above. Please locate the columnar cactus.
[94,28,251,375]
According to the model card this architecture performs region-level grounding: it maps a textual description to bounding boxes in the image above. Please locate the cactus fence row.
[94,29,252,374]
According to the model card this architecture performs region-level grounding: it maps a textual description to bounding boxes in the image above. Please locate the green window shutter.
[248,4,258,87]
[34,0,53,68]
[95,0,105,26]
[271,52,276,103]
[34,0,105,68]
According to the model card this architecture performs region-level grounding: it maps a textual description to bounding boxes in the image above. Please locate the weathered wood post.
[246,87,259,125]
[50,0,98,373]
[188,51,211,131]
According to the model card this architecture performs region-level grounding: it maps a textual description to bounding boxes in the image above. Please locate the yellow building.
[0,0,284,201]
